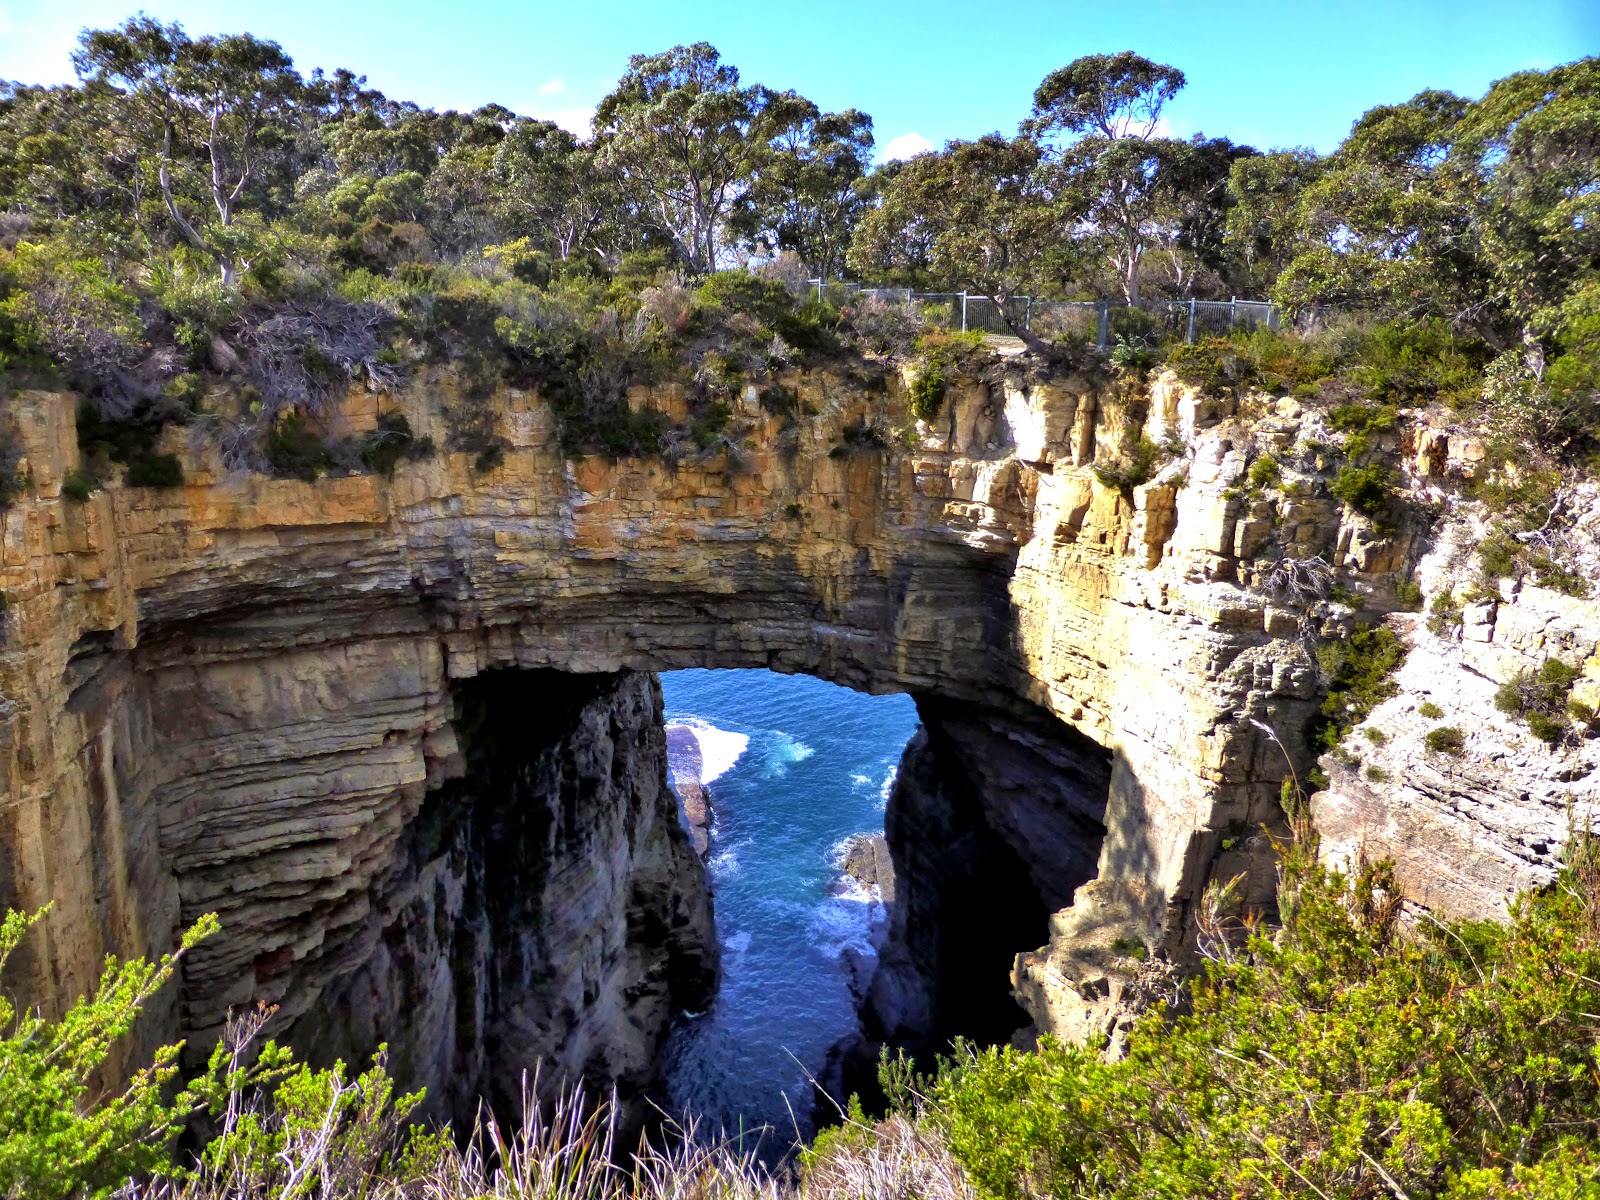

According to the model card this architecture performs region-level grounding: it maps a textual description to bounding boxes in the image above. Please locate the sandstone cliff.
[1,349,1592,1094]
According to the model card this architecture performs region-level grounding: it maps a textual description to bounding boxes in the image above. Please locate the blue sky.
[1,0,1593,158]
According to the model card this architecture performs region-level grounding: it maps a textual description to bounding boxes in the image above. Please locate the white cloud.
[537,77,567,97]
[533,105,596,137]
[881,132,935,161]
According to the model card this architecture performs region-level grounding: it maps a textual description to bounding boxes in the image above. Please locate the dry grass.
[120,1063,971,1200]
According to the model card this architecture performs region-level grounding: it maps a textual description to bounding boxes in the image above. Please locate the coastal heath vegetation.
[0,24,1592,496]
[9,834,1600,1197]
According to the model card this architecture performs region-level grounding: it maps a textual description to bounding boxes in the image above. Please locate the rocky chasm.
[1,356,1596,1114]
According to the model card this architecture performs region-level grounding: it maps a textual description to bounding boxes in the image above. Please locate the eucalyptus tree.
[1454,58,1600,367]
[593,42,815,273]
[733,105,874,278]
[0,80,148,243]
[848,133,1054,348]
[1223,148,1324,297]
[491,119,617,261]
[1275,89,1481,328]
[73,16,316,285]
[1023,51,1196,301]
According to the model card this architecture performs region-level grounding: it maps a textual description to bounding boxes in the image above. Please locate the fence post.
[1096,301,1109,351]
[1025,296,1032,333]
[907,287,913,312]
[1186,298,1196,344]
[1268,303,1280,332]
[1231,295,1238,328]
[818,275,824,304]
[961,292,968,333]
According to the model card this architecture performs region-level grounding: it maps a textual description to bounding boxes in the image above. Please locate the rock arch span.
[0,367,1319,1114]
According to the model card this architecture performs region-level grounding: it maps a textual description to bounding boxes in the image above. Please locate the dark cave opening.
[299,665,1111,1152]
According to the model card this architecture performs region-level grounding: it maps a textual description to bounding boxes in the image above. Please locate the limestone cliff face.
[1,350,1584,1082]
[1312,499,1600,921]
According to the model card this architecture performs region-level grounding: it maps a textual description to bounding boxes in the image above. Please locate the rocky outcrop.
[0,356,1548,1091]
[665,724,714,858]
[834,833,894,903]
[1314,572,1600,920]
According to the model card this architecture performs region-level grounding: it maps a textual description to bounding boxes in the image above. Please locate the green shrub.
[1425,725,1466,754]
[0,908,219,1200]
[694,271,797,328]
[1344,318,1490,408]
[907,361,951,421]
[1426,593,1461,637]
[1109,335,1156,373]
[266,414,333,482]
[1093,436,1159,493]
[905,328,988,421]
[689,400,733,451]
[1330,464,1397,517]
[76,402,184,490]
[1526,711,1570,746]
[933,839,1600,1200]
[124,453,183,488]
[358,412,434,476]
[1246,454,1280,490]
[1395,579,1424,610]
[60,468,98,503]
[1166,336,1255,394]
[1327,401,1399,459]
[829,420,888,458]
[0,437,26,509]
[1309,624,1406,751]
[1495,659,1580,748]
[1418,700,1445,719]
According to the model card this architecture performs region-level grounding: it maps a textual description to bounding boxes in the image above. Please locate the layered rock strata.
[293,669,717,1128]
[3,356,1570,1089]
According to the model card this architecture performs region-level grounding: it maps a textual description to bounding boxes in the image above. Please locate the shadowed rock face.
[294,669,716,1130]
[1,362,1378,1096]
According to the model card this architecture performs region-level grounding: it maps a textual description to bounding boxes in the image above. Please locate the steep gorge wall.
[3,352,1582,1090]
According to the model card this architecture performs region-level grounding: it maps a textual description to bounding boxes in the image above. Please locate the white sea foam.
[670,719,750,784]
[810,893,885,958]
[761,732,814,776]
[876,766,898,811]
[708,843,743,878]
[850,772,873,787]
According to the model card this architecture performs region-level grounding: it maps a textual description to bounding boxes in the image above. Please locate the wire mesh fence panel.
[778,277,1284,343]
[961,296,1032,336]
[909,294,965,329]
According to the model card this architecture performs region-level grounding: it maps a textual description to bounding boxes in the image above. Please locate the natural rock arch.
[0,365,1323,1108]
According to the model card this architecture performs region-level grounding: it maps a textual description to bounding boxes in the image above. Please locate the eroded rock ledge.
[3,358,1582,1098]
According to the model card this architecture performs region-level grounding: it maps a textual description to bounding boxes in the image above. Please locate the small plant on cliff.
[1425,725,1466,755]
[906,329,988,422]
[266,414,335,482]
[60,468,99,503]
[1307,623,1406,753]
[830,420,889,458]
[1092,436,1159,493]
[1329,463,1398,519]
[358,412,435,476]
[1495,658,1581,747]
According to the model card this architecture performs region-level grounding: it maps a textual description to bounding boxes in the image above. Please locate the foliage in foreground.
[13,831,1600,1198]
[933,837,1600,1199]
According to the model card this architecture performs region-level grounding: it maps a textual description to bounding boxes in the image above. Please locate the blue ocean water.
[658,668,920,1151]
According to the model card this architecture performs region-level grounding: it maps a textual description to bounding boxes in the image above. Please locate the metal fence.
[791,278,1281,348]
